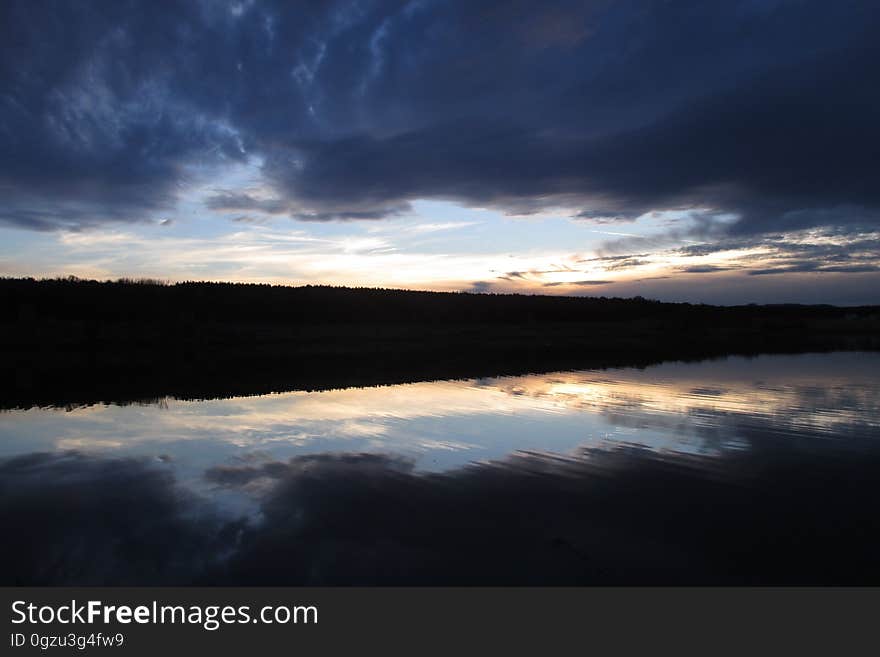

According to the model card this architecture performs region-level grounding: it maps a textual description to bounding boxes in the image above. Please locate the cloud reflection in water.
[1,352,879,584]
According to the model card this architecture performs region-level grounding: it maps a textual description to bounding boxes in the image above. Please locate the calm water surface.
[2,351,879,585]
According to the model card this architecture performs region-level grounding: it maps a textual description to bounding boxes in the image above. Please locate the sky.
[1,0,879,304]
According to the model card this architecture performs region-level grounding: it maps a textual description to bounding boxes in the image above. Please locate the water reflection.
[1,352,879,584]
[3,352,877,469]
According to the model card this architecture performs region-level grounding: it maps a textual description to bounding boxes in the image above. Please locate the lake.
[2,351,879,585]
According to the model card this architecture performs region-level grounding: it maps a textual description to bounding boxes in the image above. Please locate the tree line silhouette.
[1,276,877,409]
[3,275,877,325]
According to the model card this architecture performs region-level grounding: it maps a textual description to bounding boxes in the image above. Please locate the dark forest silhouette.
[2,276,878,409]
[5,275,880,324]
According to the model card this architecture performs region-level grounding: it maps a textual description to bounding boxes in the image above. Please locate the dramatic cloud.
[204,193,290,215]
[1,1,878,234]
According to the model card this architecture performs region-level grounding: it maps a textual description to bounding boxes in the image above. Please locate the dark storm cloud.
[0,1,249,230]
[1,1,879,232]
[291,205,412,222]
[204,192,290,215]
[572,211,637,224]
